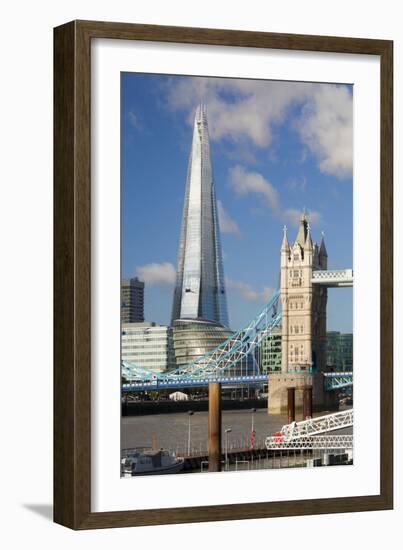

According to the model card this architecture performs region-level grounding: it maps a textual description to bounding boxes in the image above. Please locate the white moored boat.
[121,448,184,476]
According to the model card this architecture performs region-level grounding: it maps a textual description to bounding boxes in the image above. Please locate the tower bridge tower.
[268,212,330,414]
[281,213,328,373]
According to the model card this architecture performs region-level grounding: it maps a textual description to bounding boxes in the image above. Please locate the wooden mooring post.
[208,382,222,472]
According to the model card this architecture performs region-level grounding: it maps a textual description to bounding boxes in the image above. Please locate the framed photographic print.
[54,20,393,529]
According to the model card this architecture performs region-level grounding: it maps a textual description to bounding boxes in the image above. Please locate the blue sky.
[121,73,353,332]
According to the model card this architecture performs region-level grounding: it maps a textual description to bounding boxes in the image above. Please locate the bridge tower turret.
[315,233,328,370]
[319,233,328,269]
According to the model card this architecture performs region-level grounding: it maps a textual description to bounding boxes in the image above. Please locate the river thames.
[121,408,336,456]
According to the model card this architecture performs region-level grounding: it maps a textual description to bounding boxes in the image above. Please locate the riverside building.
[260,326,282,373]
[259,328,353,374]
[172,318,233,369]
[326,331,353,371]
[121,322,175,373]
[121,277,145,323]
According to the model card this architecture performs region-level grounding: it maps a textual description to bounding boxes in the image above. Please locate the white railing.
[280,409,353,440]
[171,435,269,458]
[265,434,353,450]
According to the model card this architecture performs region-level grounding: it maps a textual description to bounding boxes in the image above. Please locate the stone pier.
[268,372,337,415]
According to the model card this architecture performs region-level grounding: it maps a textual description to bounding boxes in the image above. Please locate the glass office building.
[121,322,176,373]
[172,318,233,368]
[260,326,283,373]
[171,104,229,328]
[326,331,353,371]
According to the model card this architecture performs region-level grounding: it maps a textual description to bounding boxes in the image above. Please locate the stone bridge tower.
[281,212,328,373]
[268,212,329,414]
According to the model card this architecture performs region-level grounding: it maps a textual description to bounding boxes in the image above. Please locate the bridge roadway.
[122,374,269,392]
[122,372,353,392]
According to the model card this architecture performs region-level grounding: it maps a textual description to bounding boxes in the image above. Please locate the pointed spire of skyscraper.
[171,104,229,327]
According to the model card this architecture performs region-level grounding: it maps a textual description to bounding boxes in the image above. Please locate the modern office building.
[172,318,233,369]
[171,103,229,327]
[339,333,353,370]
[121,322,175,373]
[326,331,353,371]
[121,277,144,323]
[260,326,282,373]
[258,328,353,374]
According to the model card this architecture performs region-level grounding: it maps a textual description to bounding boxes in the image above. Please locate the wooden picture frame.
[54,20,393,529]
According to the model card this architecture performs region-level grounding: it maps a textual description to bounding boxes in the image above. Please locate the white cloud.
[229,165,279,210]
[217,200,240,235]
[226,278,259,301]
[226,278,274,302]
[128,110,142,130]
[285,175,307,192]
[136,262,176,285]
[229,165,321,227]
[165,77,312,148]
[297,85,353,178]
[164,77,352,179]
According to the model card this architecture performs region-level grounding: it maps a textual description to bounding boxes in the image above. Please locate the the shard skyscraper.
[171,104,229,328]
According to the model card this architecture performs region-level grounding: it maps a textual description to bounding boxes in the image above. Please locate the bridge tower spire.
[281,225,290,255]
[319,232,328,269]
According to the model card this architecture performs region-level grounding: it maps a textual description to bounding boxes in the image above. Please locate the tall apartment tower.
[121,277,145,323]
[280,213,328,373]
[171,104,229,327]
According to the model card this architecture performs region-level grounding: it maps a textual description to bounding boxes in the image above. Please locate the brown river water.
[121,408,339,456]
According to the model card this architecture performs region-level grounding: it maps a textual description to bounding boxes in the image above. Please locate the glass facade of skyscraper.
[171,104,229,327]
